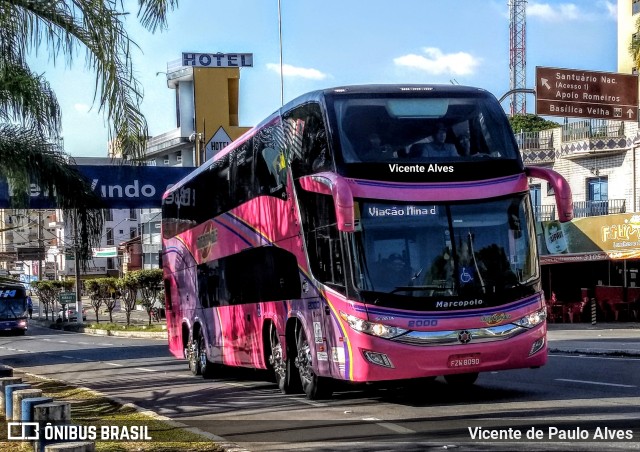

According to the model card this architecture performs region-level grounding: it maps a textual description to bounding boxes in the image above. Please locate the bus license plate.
[448,353,481,368]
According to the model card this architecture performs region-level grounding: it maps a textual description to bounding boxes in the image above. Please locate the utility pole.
[37,210,43,283]
[74,244,82,325]
[72,210,83,325]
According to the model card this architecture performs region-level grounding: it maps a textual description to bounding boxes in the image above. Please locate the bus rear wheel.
[269,325,300,394]
[444,372,479,386]
[295,327,333,400]
[198,335,215,379]
[188,337,201,376]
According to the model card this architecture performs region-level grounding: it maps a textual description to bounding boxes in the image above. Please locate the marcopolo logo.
[435,299,484,309]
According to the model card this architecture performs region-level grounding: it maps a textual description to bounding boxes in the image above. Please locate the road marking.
[104,362,123,367]
[134,367,157,372]
[295,397,326,407]
[556,378,636,388]
[362,417,415,434]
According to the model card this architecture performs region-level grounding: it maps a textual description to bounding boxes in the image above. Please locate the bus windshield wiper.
[390,285,452,294]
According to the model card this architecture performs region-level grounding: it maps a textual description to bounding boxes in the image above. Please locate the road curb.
[16,370,250,452]
[29,319,168,340]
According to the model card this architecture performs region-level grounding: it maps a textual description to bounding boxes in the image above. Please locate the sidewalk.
[547,322,640,357]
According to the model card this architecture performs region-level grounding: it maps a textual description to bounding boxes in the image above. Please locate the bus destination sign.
[535,66,639,121]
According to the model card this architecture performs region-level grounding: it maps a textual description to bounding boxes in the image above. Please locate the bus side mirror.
[298,173,355,232]
[525,166,573,222]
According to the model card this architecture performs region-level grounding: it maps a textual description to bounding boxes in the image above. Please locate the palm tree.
[0,0,178,264]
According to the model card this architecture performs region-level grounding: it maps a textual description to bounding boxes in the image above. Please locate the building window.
[107,258,115,270]
[587,177,608,216]
[130,227,138,239]
[129,209,137,220]
[529,184,541,206]
[104,209,113,221]
[587,177,608,201]
[176,151,182,163]
[106,228,114,246]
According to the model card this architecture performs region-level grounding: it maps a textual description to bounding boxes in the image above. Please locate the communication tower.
[508,0,527,115]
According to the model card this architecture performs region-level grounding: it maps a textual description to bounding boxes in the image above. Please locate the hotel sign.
[535,66,638,121]
[182,52,253,68]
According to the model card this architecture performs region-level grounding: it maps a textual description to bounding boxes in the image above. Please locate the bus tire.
[444,372,479,386]
[188,337,201,376]
[269,325,286,390]
[269,324,300,394]
[198,335,215,379]
[295,327,333,400]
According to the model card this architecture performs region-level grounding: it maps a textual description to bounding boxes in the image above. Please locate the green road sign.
[59,292,76,305]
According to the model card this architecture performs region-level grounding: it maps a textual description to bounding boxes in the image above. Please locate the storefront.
[538,213,640,322]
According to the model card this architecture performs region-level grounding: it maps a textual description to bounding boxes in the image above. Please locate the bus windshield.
[349,195,537,299]
[330,91,519,163]
[0,297,26,320]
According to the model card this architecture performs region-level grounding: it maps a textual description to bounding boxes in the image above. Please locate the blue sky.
[29,0,618,157]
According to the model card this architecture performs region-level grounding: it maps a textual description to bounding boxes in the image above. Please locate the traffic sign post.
[535,66,639,121]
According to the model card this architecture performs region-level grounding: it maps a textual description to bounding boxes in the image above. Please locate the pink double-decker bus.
[161,85,573,399]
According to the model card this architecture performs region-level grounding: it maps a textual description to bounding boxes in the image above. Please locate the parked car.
[56,306,87,323]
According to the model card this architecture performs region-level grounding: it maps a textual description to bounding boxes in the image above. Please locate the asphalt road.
[1,324,639,451]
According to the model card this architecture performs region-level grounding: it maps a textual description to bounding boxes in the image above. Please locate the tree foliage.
[130,269,163,325]
[508,114,560,133]
[630,16,640,70]
[31,279,72,320]
[0,0,179,266]
[117,275,139,326]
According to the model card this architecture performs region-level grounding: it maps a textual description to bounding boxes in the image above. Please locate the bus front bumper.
[345,322,547,382]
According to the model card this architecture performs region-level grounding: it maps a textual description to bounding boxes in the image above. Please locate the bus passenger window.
[284,103,332,178]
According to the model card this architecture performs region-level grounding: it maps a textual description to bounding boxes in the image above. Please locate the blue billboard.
[0,165,192,209]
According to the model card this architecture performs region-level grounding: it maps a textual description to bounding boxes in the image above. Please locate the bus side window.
[255,123,287,197]
[285,103,331,178]
[225,247,301,304]
[233,142,256,204]
[297,189,346,289]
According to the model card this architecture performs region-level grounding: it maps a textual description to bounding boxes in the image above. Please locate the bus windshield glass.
[330,91,519,162]
[0,295,26,320]
[349,195,536,298]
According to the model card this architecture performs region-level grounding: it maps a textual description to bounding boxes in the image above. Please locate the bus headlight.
[339,311,408,339]
[513,307,547,328]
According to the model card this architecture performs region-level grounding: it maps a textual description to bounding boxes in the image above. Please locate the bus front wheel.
[295,327,333,400]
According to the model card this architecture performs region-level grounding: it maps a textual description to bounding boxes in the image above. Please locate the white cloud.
[73,103,91,113]
[266,63,328,80]
[528,1,615,21]
[602,0,617,19]
[393,48,481,76]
